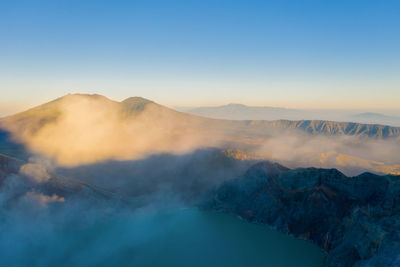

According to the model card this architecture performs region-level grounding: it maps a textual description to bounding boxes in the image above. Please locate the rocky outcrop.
[3,94,400,142]
[248,120,400,139]
[206,162,400,266]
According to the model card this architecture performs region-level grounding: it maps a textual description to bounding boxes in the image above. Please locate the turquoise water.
[69,209,324,267]
[3,209,325,266]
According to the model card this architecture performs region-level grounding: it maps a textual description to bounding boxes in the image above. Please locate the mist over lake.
[0,208,324,267]
[1,0,400,266]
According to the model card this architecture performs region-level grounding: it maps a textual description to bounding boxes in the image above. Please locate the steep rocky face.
[2,94,399,143]
[1,94,400,177]
[206,162,400,266]
[248,120,400,139]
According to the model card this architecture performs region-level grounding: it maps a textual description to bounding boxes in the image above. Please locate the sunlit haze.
[1,0,399,115]
[1,2,400,267]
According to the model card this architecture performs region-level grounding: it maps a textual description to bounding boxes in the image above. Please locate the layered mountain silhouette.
[0,94,399,173]
[2,94,399,139]
[184,103,400,127]
[0,94,399,266]
[350,112,400,126]
[184,103,299,121]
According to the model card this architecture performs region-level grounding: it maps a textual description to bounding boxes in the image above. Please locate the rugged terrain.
[184,103,400,127]
[2,94,400,143]
[1,94,399,175]
[1,94,400,266]
[206,162,400,266]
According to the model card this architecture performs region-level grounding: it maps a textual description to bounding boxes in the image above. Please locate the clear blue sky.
[1,0,399,114]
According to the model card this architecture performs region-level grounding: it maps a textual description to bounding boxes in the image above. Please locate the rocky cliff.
[247,120,400,139]
[206,162,400,266]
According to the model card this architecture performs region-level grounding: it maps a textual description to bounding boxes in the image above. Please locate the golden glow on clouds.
[2,94,399,176]
[3,94,218,166]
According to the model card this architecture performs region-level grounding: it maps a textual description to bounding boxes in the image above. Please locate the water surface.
[2,209,325,266]
[73,209,325,267]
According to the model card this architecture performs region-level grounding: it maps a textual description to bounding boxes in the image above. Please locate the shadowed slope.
[207,162,400,266]
[0,94,399,171]
[0,94,217,166]
[3,94,399,140]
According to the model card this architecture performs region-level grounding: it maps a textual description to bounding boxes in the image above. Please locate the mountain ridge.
[183,103,400,127]
[206,161,400,266]
[2,94,399,140]
[0,94,399,173]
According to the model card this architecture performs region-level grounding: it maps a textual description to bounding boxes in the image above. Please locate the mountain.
[0,94,399,173]
[0,152,120,209]
[0,94,209,166]
[184,104,400,127]
[1,94,399,266]
[2,94,399,140]
[350,112,400,126]
[206,161,400,266]
[244,119,400,139]
[186,103,297,120]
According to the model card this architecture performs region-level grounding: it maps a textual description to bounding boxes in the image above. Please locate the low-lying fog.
[0,94,399,266]
[2,94,399,176]
[0,148,325,267]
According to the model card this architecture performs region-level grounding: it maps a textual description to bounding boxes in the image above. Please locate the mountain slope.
[350,112,400,126]
[0,94,213,165]
[0,152,121,210]
[185,104,400,127]
[207,161,400,266]
[250,119,400,138]
[2,94,399,139]
[0,94,399,170]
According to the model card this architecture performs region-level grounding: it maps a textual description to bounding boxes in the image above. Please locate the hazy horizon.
[1,93,400,119]
[1,1,400,113]
[1,1,400,267]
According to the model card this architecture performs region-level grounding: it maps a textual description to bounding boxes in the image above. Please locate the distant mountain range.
[181,104,400,127]
[1,95,399,266]
[0,94,399,175]
[2,94,399,140]
[350,112,400,126]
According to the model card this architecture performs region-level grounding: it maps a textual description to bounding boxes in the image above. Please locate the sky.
[0,0,399,115]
